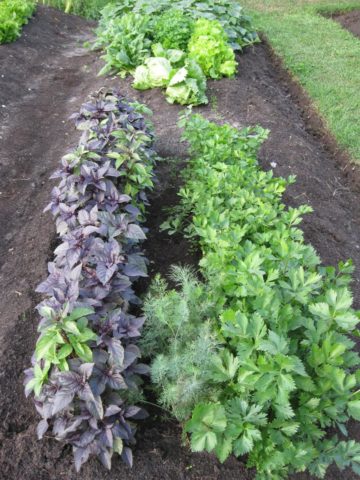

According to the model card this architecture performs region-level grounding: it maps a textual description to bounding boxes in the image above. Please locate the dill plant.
[141,266,218,421]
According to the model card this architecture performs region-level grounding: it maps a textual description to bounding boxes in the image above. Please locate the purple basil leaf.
[125,224,146,240]
[124,406,148,420]
[74,446,91,473]
[99,428,113,448]
[99,449,112,470]
[104,405,122,417]
[74,429,98,448]
[37,419,49,439]
[105,338,124,368]
[78,363,94,380]
[52,390,75,415]
[121,447,133,468]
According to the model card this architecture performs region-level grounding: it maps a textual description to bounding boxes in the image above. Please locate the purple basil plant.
[24,90,157,471]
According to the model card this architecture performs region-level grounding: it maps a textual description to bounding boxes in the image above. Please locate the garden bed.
[334,10,360,38]
[1,5,360,480]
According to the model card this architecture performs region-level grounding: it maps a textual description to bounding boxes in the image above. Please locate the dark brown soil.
[334,9,360,38]
[1,5,360,480]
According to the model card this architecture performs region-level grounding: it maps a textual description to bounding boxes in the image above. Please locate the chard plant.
[145,113,360,479]
[24,90,157,472]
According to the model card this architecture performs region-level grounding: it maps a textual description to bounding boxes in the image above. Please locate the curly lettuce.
[188,18,237,79]
[154,8,194,51]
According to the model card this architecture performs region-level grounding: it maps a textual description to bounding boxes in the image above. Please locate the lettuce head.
[188,18,237,79]
[133,57,172,90]
[165,59,208,106]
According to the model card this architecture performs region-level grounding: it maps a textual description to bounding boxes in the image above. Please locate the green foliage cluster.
[145,113,360,479]
[94,0,258,105]
[29,306,97,395]
[153,9,194,51]
[40,0,113,19]
[0,0,35,44]
[96,12,152,76]
[141,266,218,421]
[188,18,237,79]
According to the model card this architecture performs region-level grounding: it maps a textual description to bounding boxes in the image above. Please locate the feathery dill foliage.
[153,113,360,479]
[141,266,218,421]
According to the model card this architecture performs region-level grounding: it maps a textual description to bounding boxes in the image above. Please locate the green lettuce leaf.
[165,59,208,106]
[133,57,172,90]
[188,18,237,79]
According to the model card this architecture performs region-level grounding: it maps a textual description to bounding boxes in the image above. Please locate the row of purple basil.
[24,89,157,471]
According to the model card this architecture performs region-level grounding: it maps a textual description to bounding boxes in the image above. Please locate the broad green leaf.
[38,306,55,321]
[233,432,254,456]
[57,343,73,360]
[191,430,217,452]
[210,350,239,382]
[66,307,94,322]
[215,436,232,463]
[73,342,93,362]
[62,320,81,336]
[335,312,359,330]
[78,327,97,343]
[59,358,69,372]
[114,437,123,455]
[348,401,360,421]
[35,332,58,360]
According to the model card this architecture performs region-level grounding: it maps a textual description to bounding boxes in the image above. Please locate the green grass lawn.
[241,0,360,162]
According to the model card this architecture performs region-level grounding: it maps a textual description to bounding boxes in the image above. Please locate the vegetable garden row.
[1,1,360,479]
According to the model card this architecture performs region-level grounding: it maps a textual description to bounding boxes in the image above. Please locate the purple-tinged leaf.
[99,449,112,470]
[124,406,148,420]
[74,446,91,473]
[37,419,49,439]
[125,224,146,240]
[105,338,124,368]
[52,389,75,415]
[74,429,98,448]
[121,447,133,468]
[104,405,122,417]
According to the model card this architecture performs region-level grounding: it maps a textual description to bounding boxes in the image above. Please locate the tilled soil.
[335,9,360,38]
[1,5,360,480]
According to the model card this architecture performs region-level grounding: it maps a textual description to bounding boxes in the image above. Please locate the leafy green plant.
[40,0,113,19]
[133,57,172,90]
[37,306,97,365]
[154,9,194,51]
[95,12,152,76]
[0,0,35,44]
[188,18,237,79]
[150,113,360,479]
[165,58,208,106]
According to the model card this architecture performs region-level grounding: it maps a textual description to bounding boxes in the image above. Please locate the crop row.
[143,113,360,479]
[24,90,157,471]
[93,0,258,105]
[0,0,35,44]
